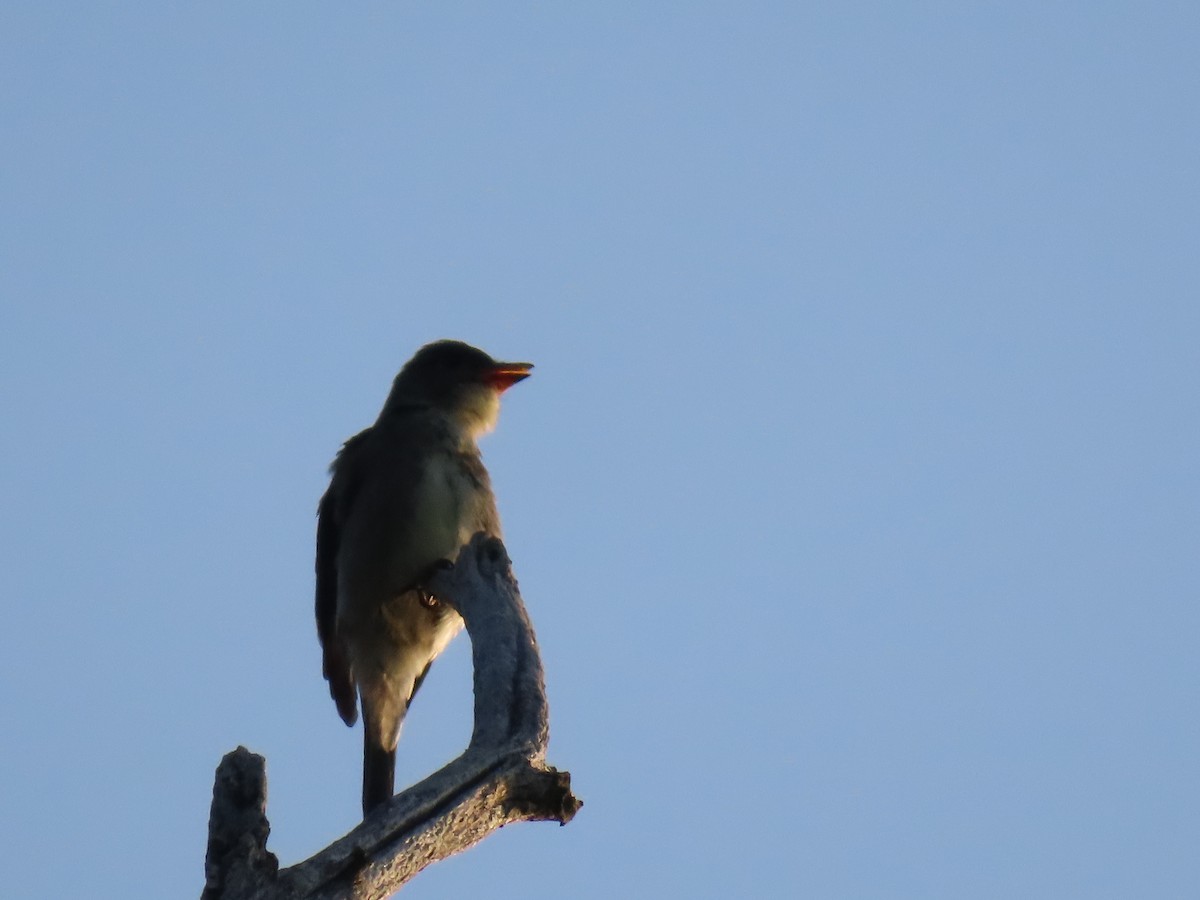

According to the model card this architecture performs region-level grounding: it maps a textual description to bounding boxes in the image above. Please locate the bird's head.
[384,340,533,437]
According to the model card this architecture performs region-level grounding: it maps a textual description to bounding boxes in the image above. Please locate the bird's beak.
[486,361,534,393]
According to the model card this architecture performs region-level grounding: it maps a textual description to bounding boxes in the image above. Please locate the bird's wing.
[315,428,373,726]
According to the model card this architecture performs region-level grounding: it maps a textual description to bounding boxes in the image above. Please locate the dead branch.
[202,535,581,899]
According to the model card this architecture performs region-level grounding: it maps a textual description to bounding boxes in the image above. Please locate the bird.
[314,339,532,817]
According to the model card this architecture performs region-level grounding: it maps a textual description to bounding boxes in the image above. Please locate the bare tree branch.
[202,535,581,899]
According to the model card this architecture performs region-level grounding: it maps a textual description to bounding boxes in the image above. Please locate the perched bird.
[315,340,532,817]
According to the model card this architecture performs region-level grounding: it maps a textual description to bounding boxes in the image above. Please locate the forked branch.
[202,535,581,900]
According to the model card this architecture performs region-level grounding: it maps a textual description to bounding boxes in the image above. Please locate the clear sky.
[2,4,1197,898]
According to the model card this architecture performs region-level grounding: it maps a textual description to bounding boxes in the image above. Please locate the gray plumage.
[315,340,531,816]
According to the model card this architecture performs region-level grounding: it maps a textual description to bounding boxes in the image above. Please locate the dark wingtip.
[334,688,358,727]
[322,645,359,726]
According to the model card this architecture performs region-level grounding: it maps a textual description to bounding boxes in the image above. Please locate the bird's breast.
[413,449,497,551]
[335,436,501,611]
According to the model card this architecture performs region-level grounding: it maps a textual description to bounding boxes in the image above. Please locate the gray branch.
[202,535,581,899]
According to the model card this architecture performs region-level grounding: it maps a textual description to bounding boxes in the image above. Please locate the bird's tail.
[362,727,397,817]
[359,663,430,817]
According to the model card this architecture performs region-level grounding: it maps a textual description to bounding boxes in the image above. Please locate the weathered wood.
[202,535,580,899]
[202,747,278,900]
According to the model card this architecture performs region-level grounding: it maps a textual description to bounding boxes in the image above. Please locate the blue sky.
[2,4,1198,898]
